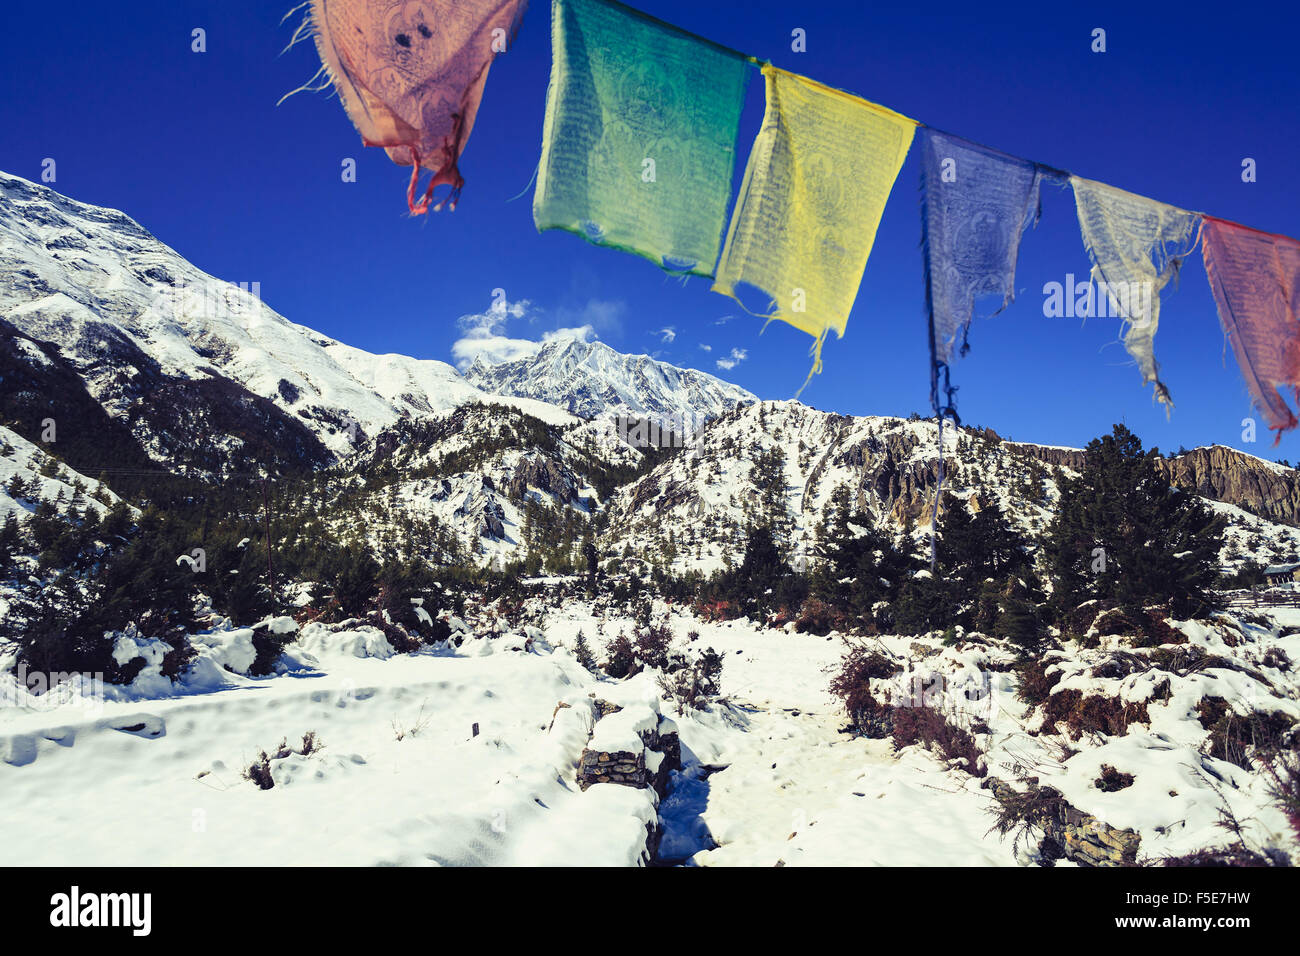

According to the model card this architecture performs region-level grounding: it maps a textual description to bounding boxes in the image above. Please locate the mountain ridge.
[3,170,1300,575]
[462,335,756,425]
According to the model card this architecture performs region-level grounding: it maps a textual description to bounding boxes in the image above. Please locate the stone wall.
[577,704,680,799]
[578,748,650,789]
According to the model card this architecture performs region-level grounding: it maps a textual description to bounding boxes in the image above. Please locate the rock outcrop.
[505,455,579,505]
[984,776,1141,867]
[1015,441,1300,527]
[1157,445,1300,527]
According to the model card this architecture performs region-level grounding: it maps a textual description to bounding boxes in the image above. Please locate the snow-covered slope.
[0,170,756,479]
[0,426,126,525]
[605,401,1300,576]
[0,425,136,623]
[4,591,1295,867]
[322,403,646,568]
[463,337,755,425]
[0,170,577,466]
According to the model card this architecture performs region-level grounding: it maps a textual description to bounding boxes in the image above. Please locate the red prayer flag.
[1202,217,1300,443]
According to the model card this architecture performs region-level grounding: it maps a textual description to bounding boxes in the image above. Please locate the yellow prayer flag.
[713,65,917,383]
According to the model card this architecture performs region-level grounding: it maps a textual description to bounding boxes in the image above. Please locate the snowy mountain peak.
[463,335,756,425]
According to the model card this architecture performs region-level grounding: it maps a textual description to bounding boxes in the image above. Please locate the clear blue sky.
[3,0,1298,456]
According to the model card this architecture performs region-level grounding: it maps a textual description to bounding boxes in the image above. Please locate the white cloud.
[715,347,747,371]
[451,294,603,369]
[715,314,735,325]
[656,326,677,343]
[698,343,712,352]
[553,298,626,336]
[543,326,595,344]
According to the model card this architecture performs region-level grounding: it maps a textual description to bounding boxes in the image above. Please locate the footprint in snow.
[107,714,166,738]
[1,735,39,767]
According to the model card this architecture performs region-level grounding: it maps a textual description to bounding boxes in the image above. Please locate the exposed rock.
[984,776,1141,867]
[1157,445,1300,527]
[506,455,578,505]
[1017,441,1300,527]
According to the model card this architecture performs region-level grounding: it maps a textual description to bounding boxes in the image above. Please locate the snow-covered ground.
[2,595,1297,867]
[0,622,658,866]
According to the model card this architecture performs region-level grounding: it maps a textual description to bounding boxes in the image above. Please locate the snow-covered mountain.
[0,171,755,481]
[6,169,1300,575]
[0,172,605,475]
[604,401,1300,576]
[463,337,755,425]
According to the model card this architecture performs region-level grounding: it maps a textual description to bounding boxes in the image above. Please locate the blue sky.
[2,1,1298,456]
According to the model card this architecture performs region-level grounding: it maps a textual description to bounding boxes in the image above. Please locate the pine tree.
[330,543,381,618]
[572,629,596,671]
[812,495,917,627]
[749,445,791,546]
[937,495,1029,603]
[0,512,19,571]
[891,573,956,635]
[6,473,31,500]
[1046,424,1224,621]
[994,577,1044,653]
[738,525,784,590]
[212,535,274,625]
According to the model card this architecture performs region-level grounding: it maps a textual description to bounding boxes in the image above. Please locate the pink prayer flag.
[1202,216,1300,442]
[310,0,528,213]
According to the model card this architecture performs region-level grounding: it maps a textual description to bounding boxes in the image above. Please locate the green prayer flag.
[533,0,752,276]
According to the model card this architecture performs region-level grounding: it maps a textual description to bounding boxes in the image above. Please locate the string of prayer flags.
[1202,217,1300,443]
[712,65,917,390]
[920,129,1056,417]
[532,0,752,276]
[295,0,1300,435]
[308,0,528,214]
[1070,177,1202,409]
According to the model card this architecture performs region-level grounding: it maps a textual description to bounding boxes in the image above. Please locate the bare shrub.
[1202,708,1296,770]
[1095,764,1134,792]
[602,632,638,678]
[1041,689,1149,739]
[1262,749,1300,844]
[794,596,851,636]
[633,621,673,671]
[658,647,724,714]
[891,704,986,778]
[243,751,275,790]
[986,777,1071,859]
[1263,646,1292,673]
[828,644,901,736]
[242,731,322,788]
[1014,659,1060,706]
